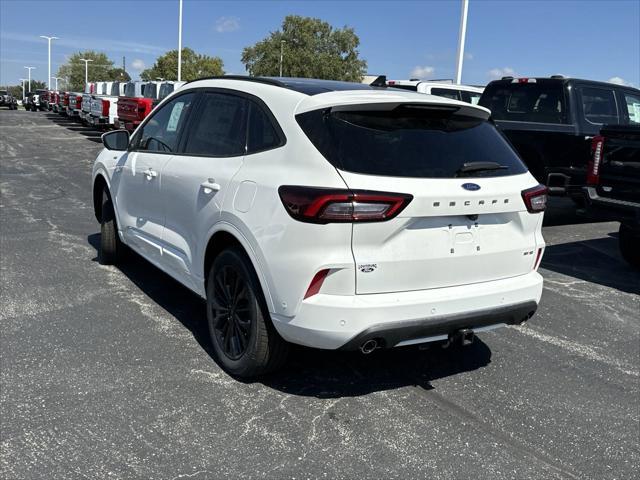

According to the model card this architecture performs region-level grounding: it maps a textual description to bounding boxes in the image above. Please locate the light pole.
[24,66,35,92]
[51,76,61,90]
[279,40,286,77]
[177,0,183,81]
[19,78,27,100]
[39,35,58,89]
[454,0,469,84]
[78,58,93,86]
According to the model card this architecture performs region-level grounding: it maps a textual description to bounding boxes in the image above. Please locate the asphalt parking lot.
[1,109,638,480]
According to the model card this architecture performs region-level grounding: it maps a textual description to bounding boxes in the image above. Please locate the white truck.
[81,82,102,123]
[89,81,125,129]
[386,79,484,105]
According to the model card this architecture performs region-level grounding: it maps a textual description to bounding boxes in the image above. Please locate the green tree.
[110,68,131,82]
[56,51,125,91]
[241,15,367,82]
[141,48,224,81]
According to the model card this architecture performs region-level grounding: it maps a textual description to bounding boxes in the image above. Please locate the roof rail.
[183,75,287,88]
[369,75,387,87]
[501,76,514,80]
[550,75,565,79]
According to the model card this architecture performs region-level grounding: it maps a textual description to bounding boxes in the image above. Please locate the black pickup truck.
[479,77,640,202]
[583,125,640,268]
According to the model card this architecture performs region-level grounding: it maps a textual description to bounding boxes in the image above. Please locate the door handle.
[144,168,157,180]
[200,179,221,194]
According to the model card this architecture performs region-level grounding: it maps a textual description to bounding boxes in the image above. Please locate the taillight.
[304,269,330,299]
[521,184,548,213]
[75,95,82,107]
[137,101,147,117]
[102,99,110,117]
[587,135,604,185]
[278,186,412,223]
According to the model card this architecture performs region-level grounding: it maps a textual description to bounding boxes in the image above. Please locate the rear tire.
[99,189,123,265]
[619,223,640,270]
[206,247,288,377]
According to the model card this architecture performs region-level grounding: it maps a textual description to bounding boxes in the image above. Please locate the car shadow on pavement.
[541,232,640,295]
[88,233,493,397]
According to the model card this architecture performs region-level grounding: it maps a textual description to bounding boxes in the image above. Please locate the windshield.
[296,106,527,178]
[479,82,567,124]
[159,83,174,99]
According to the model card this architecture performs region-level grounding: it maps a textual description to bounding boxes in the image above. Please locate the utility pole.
[79,58,94,86]
[19,78,27,100]
[39,35,58,89]
[122,56,126,75]
[177,0,183,81]
[24,66,35,92]
[454,0,469,84]
[279,40,286,77]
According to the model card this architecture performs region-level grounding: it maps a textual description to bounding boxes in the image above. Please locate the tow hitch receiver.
[444,329,475,348]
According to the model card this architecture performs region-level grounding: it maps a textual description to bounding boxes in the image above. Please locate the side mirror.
[102,130,130,151]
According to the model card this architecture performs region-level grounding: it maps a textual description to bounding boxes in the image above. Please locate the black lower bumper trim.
[339,301,538,351]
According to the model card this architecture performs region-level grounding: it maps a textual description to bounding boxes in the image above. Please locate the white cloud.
[488,67,516,79]
[465,52,473,60]
[131,59,146,71]
[215,16,240,33]
[607,76,634,87]
[410,65,435,79]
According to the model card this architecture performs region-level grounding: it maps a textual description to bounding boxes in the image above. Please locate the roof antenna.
[369,75,387,87]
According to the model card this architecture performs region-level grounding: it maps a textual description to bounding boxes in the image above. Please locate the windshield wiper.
[456,161,509,177]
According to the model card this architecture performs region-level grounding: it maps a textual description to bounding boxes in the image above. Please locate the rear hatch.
[595,125,640,203]
[296,100,543,294]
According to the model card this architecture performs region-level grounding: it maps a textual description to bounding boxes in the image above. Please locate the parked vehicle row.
[27,80,185,132]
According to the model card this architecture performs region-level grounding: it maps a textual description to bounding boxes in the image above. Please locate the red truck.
[58,92,70,115]
[115,81,155,132]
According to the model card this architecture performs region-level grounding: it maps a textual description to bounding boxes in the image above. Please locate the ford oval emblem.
[462,183,481,191]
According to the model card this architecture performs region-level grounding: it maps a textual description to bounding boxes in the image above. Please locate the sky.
[1,0,638,89]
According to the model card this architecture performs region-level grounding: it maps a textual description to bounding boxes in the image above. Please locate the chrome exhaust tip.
[360,339,378,354]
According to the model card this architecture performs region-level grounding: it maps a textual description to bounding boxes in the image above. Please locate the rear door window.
[183,93,248,157]
[296,106,527,178]
[431,88,461,101]
[479,83,567,123]
[578,86,618,125]
[622,92,640,124]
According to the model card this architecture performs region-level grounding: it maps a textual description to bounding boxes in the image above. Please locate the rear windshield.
[479,83,567,124]
[144,84,157,99]
[124,83,135,97]
[110,82,120,96]
[296,106,527,178]
[159,83,174,99]
[0,90,7,95]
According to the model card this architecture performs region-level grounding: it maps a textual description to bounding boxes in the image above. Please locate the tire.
[619,223,640,270]
[99,189,123,265]
[206,247,288,377]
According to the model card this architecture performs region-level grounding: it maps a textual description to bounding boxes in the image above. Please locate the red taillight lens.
[304,269,330,299]
[76,95,82,107]
[587,135,604,185]
[278,186,413,223]
[521,184,548,213]
[102,99,110,117]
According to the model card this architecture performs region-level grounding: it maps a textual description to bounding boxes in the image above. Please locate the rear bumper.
[583,186,640,223]
[271,271,543,350]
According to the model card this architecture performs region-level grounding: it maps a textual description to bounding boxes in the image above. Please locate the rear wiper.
[456,162,509,176]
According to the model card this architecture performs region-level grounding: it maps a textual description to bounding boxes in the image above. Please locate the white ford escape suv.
[93,76,547,377]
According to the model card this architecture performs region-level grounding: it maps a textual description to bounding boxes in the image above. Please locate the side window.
[461,91,482,105]
[134,92,194,153]
[183,93,248,157]
[578,87,618,125]
[623,92,640,124]
[431,88,461,101]
[247,102,282,153]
